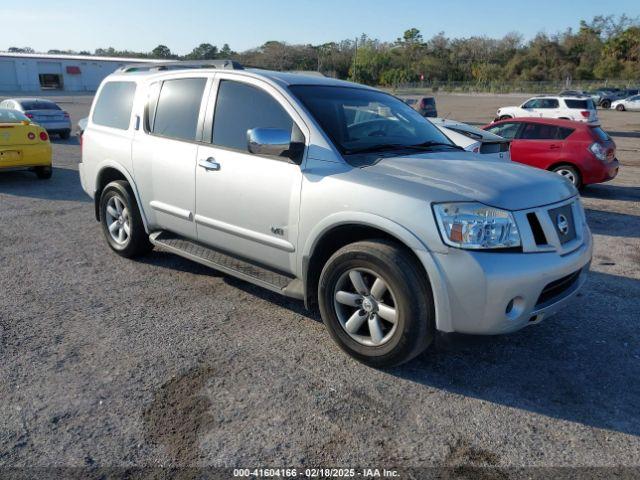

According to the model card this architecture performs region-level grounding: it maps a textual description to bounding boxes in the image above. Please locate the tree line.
[6,15,639,86]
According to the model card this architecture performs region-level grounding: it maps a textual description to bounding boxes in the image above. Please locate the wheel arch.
[94,163,149,232]
[301,215,431,310]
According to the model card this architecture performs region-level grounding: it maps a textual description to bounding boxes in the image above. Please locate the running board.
[149,231,303,299]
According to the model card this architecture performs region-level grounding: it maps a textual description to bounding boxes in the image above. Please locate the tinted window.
[486,122,520,140]
[557,127,574,140]
[518,123,560,140]
[522,99,542,109]
[540,99,559,108]
[93,81,137,130]
[290,85,453,159]
[213,80,294,151]
[19,100,61,111]
[564,99,595,110]
[420,97,435,107]
[152,78,206,141]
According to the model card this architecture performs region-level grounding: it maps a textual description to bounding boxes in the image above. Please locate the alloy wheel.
[333,268,398,347]
[105,195,131,245]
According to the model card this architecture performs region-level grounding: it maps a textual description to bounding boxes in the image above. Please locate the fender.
[94,160,150,233]
[299,211,453,332]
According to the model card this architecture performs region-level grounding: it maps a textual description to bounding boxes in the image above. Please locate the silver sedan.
[0,98,72,138]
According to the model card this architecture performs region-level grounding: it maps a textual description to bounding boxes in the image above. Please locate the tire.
[318,239,435,368]
[552,164,582,190]
[59,130,71,140]
[99,180,152,258]
[499,115,512,121]
[34,166,52,179]
[601,100,611,109]
[616,104,625,111]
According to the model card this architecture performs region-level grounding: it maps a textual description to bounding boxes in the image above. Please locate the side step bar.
[149,231,304,299]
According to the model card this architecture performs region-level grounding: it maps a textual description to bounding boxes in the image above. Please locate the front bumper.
[417,216,593,335]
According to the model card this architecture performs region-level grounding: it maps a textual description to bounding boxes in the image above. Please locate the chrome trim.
[149,200,193,221]
[194,214,295,252]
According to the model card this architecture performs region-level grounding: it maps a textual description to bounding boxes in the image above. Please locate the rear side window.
[212,80,294,151]
[152,78,207,141]
[93,81,137,130]
[557,127,574,139]
[564,99,595,110]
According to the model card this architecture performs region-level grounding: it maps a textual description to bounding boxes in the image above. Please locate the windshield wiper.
[344,141,464,155]
[409,141,465,151]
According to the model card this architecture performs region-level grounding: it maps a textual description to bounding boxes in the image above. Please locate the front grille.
[527,213,548,246]
[536,270,581,306]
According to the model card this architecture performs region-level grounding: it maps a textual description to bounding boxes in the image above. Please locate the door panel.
[510,123,562,169]
[195,146,301,272]
[131,76,210,239]
[194,76,307,274]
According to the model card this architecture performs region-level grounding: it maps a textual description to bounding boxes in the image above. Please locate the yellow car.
[0,108,52,179]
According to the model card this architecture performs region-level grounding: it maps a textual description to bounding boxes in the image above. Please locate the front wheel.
[318,240,435,368]
[552,165,582,190]
[601,100,611,109]
[99,180,152,258]
[616,104,625,111]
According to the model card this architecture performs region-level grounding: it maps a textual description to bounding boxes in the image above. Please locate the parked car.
[0,108,52,178]
[79,61,592,367]
[483,118,618,189]
[413,96,437,117]
[0,98,72,139]
[598,89,639,109]
[429,118,510,161]
[610,94,640,112]
[496,96,598,123]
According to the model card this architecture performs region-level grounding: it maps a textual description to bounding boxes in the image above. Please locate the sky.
[3,0,639,55]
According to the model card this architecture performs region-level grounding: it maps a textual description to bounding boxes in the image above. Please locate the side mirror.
[247,128,291,157]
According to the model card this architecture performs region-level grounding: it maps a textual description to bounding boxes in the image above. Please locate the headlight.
[433,202,521,249]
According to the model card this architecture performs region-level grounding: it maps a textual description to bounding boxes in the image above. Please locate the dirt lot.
[0,93,638,474]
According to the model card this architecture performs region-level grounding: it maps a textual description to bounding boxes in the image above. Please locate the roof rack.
[117,59,244,73]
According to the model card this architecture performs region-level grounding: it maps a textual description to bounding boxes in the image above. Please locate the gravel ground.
[0,94,638,474]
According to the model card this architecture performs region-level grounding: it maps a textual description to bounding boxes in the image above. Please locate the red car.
[483,118,619,189]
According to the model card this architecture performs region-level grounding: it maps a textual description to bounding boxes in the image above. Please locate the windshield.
[289,85,453,157]
[0,109,29,123]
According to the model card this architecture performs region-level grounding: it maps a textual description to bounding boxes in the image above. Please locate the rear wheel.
[34,166,52,179]
[318,239,434,368]
[552,164,582,190]
[616,104,625,111]
[59,130,71,140]
[499,115,512,120]
[99,180,152,258]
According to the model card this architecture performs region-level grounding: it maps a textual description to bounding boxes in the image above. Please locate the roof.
[110,60,373,89]
[0,52,162,63]
[488,117,594,129]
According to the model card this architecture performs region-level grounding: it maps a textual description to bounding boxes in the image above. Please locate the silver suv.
[79,61,592,367]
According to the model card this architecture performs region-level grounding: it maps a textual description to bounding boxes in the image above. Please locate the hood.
[363,152,576,211]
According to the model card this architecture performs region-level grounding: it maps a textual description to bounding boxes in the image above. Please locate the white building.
[0,52,161,93]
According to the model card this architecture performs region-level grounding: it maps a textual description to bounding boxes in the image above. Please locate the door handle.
[199,158,220,171]
[550,144,561,150]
